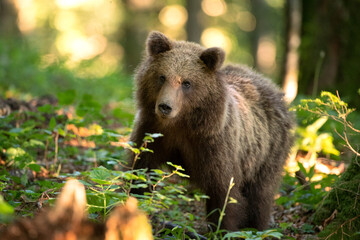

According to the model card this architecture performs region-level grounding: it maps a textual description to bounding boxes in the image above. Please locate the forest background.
[0,0,360,239]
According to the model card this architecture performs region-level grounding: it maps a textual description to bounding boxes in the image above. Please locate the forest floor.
[0,96,346,239]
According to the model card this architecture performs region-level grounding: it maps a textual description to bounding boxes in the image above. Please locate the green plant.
[295,116,340,161]
[222,228,283,240]
[277,163,338,210]
[0,195,14,223]
[216,177,237,234]
[296,91,360,157]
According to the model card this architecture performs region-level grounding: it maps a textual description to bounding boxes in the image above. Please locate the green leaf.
[153,169,164,175]
[21,173,28,186]
[0,195,14,215]
[140,147,153,153]
[78,180,93,187]
[166,162,185,171]
[29,139,45,147]
[49,117,56,130]
[6,147,26,160]
[175,171,189,178]
[306,116,328,134]
[57,89,76,105]
[58,128,65,136]
[91,178,112,185]
[28,163,41,172]
[224,231,255,238]
[89,166,112,181]
[38,104,53,114]
[228,197,238,204]
[262,229,283,239]
[280,222,293,230]
[178,195,193,202]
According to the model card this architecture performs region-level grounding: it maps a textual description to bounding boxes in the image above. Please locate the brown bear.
[129,31,294,231]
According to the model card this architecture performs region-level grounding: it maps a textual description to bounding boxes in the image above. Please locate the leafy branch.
[126,133,163,196]
[296,91,360,156]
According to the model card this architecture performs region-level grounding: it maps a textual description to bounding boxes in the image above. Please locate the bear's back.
[221,64,291,125]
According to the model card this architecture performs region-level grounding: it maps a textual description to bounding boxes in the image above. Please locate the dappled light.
[12,0,122,74]
[256,36,277,74]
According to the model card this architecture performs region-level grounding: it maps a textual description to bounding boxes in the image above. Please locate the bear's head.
[135,31,227,129]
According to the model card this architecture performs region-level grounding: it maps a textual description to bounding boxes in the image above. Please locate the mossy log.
[313,157,360,239]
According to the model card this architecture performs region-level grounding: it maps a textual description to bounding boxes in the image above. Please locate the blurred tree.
[251,0,284,80]
[117,0,162,73]
[185,0,203,43]
[282,0,302,103]
[118,0,147,73]
[299,0,360,106]
[0,0,20,36]
[251,0,273,67]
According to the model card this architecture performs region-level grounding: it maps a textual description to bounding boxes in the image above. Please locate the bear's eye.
[159,75,166,84]
[182,80,191,89]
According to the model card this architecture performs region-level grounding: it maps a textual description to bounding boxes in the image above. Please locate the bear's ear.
[146,31,172,56]
[200,47,225,71]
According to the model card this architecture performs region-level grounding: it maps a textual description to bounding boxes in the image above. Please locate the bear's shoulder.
[222,64,261,102]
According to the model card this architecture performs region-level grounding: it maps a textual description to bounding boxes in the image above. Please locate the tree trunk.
[185,0,203,43]
[282,0,302,103]
[118,0,157,74]
[251,0,281,79]
[0,0,20,36]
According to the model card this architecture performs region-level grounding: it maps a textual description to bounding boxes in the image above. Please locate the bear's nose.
[158,103,172,115]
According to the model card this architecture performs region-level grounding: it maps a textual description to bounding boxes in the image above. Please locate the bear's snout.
[158,103,172,115]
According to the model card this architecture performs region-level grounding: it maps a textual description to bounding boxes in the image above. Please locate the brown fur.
[130,31,294,231]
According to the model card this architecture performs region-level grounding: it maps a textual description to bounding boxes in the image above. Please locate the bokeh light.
[56,31,107,61]
[54,11,78,32]
[13,0,37,33]
[265,0,284,8]
[159,5,188,29]
[55,0,88,9]
[129,0,155,9]
[201,28,232,53]
[201,0,227,17]
[256,36,276,74]
[236,11,256,32]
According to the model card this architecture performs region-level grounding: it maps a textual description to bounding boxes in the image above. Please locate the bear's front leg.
[241,180,274,230]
